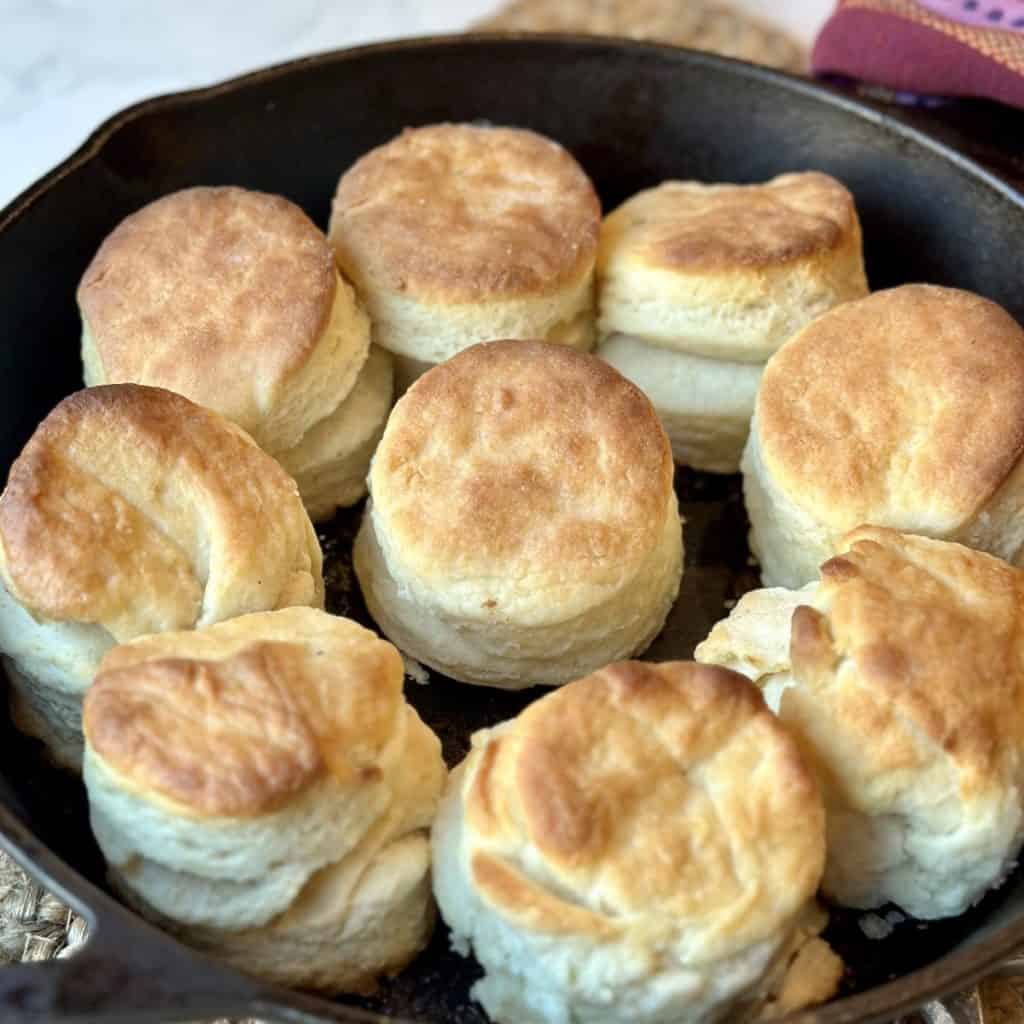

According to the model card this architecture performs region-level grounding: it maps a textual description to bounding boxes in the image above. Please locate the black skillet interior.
[2,35,1024,1024]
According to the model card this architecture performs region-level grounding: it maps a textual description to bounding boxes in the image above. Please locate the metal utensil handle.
[915,989,985,1023]
[907,966,1024,1024]
[0,951,414,1024]
[0,945,254,1024]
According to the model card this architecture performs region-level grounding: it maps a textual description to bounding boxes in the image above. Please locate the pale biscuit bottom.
[598,333,763,473]
[0,583,115,771]
[820,793,1022,920]
[354,492,683,689]
[598,262,863,363]
[954,454,1024,570]
[389,307,596,395]
[108,834,435,995]
[5,658,86,772]
[188,835,432,994]
[364,272,595,365]
[741,421,838,588]
[276,345,394,521]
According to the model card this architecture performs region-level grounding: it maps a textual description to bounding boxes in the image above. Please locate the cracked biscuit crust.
[462,660,824,958]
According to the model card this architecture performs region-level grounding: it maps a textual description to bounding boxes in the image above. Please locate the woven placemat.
[0,849,260,1024]
[0,851,86,966]
[474,0,807,72]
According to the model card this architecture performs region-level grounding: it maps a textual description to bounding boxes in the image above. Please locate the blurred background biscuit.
[475,0,807,72]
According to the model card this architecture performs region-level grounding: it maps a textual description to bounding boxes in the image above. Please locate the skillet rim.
[1,32,1023,1024]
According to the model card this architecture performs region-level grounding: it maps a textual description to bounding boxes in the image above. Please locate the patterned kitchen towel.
[813,0,1024,107]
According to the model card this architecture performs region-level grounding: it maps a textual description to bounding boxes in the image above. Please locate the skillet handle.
[0,955,394,1024]
[0,855,276,1024]
[0,824,398,1024]
[0,942,262,1024]
[0,951,413,1024]
[0,812,399,1024]
[0,916,407,1024]
[0,811,261,1024]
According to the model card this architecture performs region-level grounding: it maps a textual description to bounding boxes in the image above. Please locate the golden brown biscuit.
[0,384,323,769]
[743,285,1024,587]
[329,124,601,366]
[83,607,446,994]
[697,526,1024,918]
[596,172,866,472]
[598,173,867,363]
[432,660,836,1024]
[354,340,683,687]
[79,186,381,516]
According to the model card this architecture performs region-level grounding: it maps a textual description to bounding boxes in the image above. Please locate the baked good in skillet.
[354,340,683,688]
[743,284,1024,587]
[0,384,324,769]
[275,344,394,522]
[83,606,445,993]
[697,526,1024,919]
[432,659,840,1023]
[329,123,601,391]
[597,171,867,473]
[78,185,392,521]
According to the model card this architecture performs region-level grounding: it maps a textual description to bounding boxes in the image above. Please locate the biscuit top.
[84,608,404,817]
[757,286,1024,531]
[78,187,345,438]
[461,661,824,958]
[329,123,600,302]
[599,172,858,274]
[0,385,323,642]
[790,527,1024,804]
[369,341,674,604]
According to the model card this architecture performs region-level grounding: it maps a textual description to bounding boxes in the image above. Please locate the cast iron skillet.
[2,34,1024,1024]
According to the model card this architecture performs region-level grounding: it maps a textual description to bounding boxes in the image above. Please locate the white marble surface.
[0,0,830,208]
